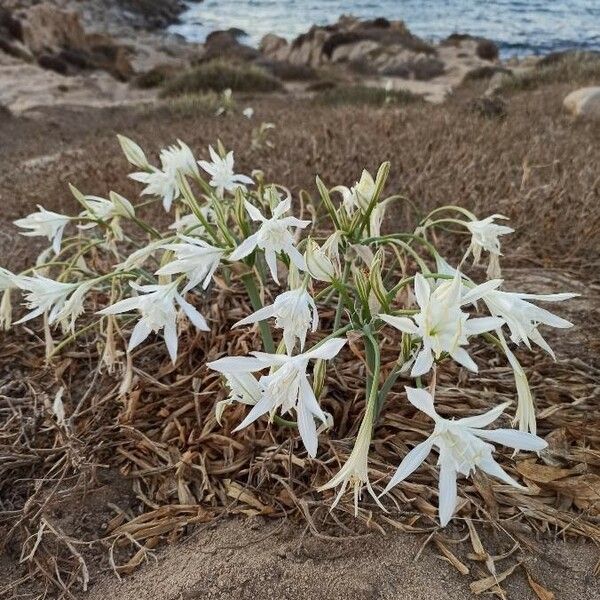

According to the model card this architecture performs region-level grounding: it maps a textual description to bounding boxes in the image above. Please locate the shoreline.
[0,2,597,113]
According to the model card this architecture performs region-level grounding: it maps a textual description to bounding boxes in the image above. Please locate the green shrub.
[160,60,283,97]
[314,84,421,107]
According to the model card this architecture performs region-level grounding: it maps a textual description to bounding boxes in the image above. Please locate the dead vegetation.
[1,77,600,598]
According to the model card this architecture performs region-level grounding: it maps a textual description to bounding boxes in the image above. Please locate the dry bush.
[497,52,600,93]
[160,60,283,97]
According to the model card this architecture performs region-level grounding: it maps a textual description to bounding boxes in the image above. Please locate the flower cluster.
[2,135,577,527]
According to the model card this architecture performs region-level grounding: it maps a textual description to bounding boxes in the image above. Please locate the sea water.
[169,0,600,57]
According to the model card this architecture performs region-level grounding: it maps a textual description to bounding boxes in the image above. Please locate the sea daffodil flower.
[465,214,514,278]
[381,387,547,526]
[482,288,576,359]
[233,287,319,353]
[156,236,225,292]
[98,281,209,362]
[15,275,84,325]
[207,338,347,456]
[130,140,198,212]
[198,145,253,196]
[379,272,503,377]
[14,205,70,254]
[228,197,310,284]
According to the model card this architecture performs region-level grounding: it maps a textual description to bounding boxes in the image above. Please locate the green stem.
[241,273,275,353]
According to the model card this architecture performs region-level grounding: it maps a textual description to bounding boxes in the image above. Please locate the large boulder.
[203,30,259,62]
[563,87,600,120]
[19,3,87,55]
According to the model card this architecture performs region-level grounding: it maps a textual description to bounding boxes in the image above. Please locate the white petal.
[413,273,430,308]
[297,399,318,458]
[478,456,526,490]
[461,279,503,304]
[464,316,505,336]
[379,314,419,335]
[405,387,439,421]
[164,315,178,363]
[449,347,478,372]
[177,294,210,331]
[382,438,434,494]
[456,402,509,428]
[475,428,547,452]
[207,356,265,373]
[232,393,273,431]
[438,458,458,527]
[228,233,259,261]
[233,304,277,327]
[128,319,152,350]
[244,200,265,222]
[264,249,279,284]
[411,347,434,377]
[303,338,347,361]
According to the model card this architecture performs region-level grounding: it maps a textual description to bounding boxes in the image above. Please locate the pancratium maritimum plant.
[4,136,577,527]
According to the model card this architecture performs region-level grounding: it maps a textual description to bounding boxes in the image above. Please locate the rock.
[37,53,69,75]
[19,3,87,55]
[0,7,22,41]
[0,35,33,61]
[468,96,507,118]
[203,30,259,62]
[441,33,499,62]
[259,34,288,59]
[87,38,134,81]
[563,87,600,120]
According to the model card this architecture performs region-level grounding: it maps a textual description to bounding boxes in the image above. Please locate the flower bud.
[117,134,149,169]
[305,239,336,282]
[109,191,135,218]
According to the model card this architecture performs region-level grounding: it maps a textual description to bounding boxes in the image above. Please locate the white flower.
[229,197,310,284]
[98,281,209,363]
[130,140,198,212]
[465,215,514,279]
[207,338,347,456]
[379,272,504,377]
[198,146,253,196]
[130,167,179,212]
[156,235,224,292]
[318,394,385,516]
[233,287,318,353]
[215,371,261,425]
[14,205,70,254]
[483,288,576,359]
[15,275,81,325]
[79,193,135,222]
[381,387,547,526]
[243,107,254,119]
[335,170,376,213]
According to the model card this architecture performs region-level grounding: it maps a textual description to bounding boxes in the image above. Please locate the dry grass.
[497,52,600,93]
[313,84,421,106]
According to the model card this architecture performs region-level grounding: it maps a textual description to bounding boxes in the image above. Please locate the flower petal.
[438,457,458,527]
[475,428,548,452]
[382,437,434,494]
[378,314,419,335]
[405,387,439,422]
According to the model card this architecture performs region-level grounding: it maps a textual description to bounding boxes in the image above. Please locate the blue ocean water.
[169,0,600,57]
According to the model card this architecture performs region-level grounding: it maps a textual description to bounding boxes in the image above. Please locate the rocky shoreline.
[0,1,597,115]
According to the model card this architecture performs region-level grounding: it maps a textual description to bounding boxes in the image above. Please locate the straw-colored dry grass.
[1,80,600,598]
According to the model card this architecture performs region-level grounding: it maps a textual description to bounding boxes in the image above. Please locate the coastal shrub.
[314,84,421,106]
[2,135,576,529]
[160,60,283,97]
